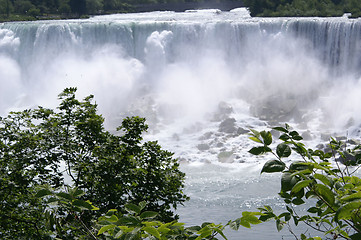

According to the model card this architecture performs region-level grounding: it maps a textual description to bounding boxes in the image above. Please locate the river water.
[1,9,361,239]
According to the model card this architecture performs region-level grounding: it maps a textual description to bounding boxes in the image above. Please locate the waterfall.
[1,11,361,162]
[1,10,361,239]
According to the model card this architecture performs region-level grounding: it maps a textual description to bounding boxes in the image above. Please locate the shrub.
[0,88,188,238]
[248,124,361,239]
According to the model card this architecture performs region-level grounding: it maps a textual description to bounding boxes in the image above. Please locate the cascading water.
[1,9,361,239]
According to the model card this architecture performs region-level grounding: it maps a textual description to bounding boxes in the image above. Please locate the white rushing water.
[1,9,361,239]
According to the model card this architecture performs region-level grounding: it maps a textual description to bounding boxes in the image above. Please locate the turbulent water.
[1,9,361,239]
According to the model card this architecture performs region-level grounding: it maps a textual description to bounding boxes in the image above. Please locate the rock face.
[212,102,234,122]
[217,151,234,163]
[249,94,300,123]
[219,118,237,133]
[197,143,210,151]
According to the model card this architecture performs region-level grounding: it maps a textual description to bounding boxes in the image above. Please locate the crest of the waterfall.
[1,14,361,150]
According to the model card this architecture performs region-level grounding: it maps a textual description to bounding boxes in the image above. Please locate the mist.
[1,12,361,143]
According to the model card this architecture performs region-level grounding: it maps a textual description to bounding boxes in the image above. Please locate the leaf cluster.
[248,124,361,239]
[0,88,188,239]
[96,201,263,240]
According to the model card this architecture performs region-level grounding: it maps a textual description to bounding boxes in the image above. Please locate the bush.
[0,88,188,238]
[248,124,361,239]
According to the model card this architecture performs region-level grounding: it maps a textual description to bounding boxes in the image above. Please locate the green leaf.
[292,135,303,141]
[341,192,361,202]
[98,224,116,235]
[291,180,312,193]
[229,221,239,230]
[71,188,85,198]
[143,226,161,239]
[213,227,228,240]
[186,226,201,233]
[276,219,283,231]
[249,146,271,155]
[281,172,298,192]
[261,160,286,173]
[140,211,158,220]
[56,192,73,201]
[242,215,262,225]
[125,203,141,214]
[239,218,251,228]
[289,131,302,141]
[350,233,361,240]
[335,201,361,222]
[118,216,142,226]
[35,189,52,198]
[103,214,119,223]
[292,198,305,205]
[314,184,335,206]
[313,173,332,187]
[272,126,289,133]
[139,201,146,211]
[249,136,262,144]
[307,207,320,214]
[260,131,272,145]
[289,161,313,172]
[279,133,290,141]
[276,143,291,158]
[259,212,276,222]
[72,199,94,210]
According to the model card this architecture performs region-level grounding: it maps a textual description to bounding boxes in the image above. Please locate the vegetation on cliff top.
[244,0,361,18]
[0,0,243,22]
[1,0,360,22]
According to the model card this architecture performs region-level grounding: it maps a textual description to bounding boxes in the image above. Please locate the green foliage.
[96,201,262,239]
[37,187,100,239]
[36,186,264,239]
[0,0,246,21]
[0,88,188,238]
[248,124,361,239]
[244,0,359,17]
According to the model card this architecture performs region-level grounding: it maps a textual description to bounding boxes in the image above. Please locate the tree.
[69,0,86,15]
[13,0,35,14]
[0,88,188,238]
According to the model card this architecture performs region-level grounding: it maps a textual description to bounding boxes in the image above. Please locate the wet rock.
[316,144,324,150]
[219,118,237,133]
[249,94,298,122]
[211,101,233,122]
[237,127,249,135]
[336,151,356,165]
[347,139,360,145]
[316,143,332,153]
[301,131,312,141]
[217,151,234,163]
[216,142,224,148]
[336,136,347,141]
[199,132,213,140]
[197,143,210,151]
[321,133,332,141]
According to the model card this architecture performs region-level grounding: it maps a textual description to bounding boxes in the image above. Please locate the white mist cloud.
[0,56,22,114]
